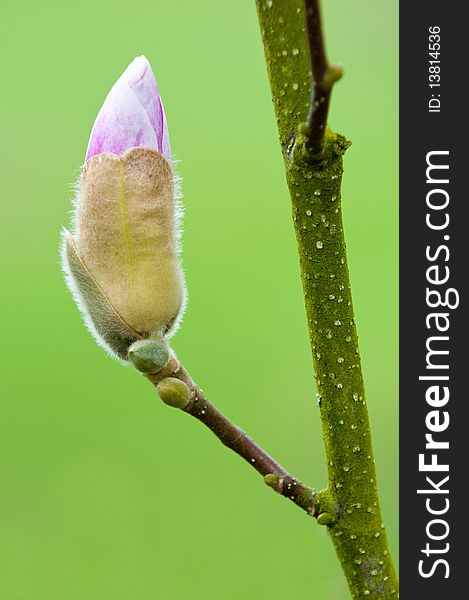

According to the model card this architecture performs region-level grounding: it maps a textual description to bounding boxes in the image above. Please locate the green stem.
[256,1,398,598]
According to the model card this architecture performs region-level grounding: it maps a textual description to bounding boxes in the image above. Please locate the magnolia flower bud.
[62,56,186,361]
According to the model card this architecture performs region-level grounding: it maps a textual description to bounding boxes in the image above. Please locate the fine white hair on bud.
[62,147,186,361]
[62,56,186,361]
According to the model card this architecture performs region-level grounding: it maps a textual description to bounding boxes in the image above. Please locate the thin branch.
[303,0,343,155]
[128,340,318,517]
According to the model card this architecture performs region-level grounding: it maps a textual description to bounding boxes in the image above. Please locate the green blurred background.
[0,0,397,598]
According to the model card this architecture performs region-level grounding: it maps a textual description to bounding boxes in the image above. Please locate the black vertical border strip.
[400,2,466,596]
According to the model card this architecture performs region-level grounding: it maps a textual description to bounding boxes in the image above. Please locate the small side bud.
[156,377,191,409]
[128,338,170,374]
[317,512,335,526]
[324,63,344,88]
[264,474,280,490]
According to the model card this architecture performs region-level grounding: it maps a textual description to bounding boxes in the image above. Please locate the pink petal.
[124,56,165,153]
[85,56,172,163]
[160,101,172,163]
[85,75,157,160]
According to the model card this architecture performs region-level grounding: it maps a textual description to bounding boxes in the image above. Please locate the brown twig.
[157,366,317,516]
[303,0,343,155]
[128,339,318,516]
